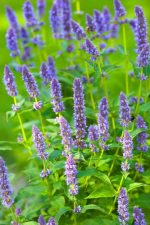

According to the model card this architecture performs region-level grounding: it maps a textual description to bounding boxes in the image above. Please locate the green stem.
[34,98,45,133]
[76,0,80,13]
[135,79,142,114]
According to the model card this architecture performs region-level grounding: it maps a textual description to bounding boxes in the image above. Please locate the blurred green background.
[0,0,150,165]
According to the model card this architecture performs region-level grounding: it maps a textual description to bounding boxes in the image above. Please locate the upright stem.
[135,79,142,114]
[76,0,80,13]
[34,97,45,133]
[122,24,129,95]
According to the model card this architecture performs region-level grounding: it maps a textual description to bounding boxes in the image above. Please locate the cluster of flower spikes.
[98,97,109,150]
[135,115,148,173]
[38,215,57,225]
[0,158,14,208]
[73,78,86,149]
[32,125,50,178]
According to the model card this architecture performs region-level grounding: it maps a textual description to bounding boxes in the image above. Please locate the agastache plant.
[23,0,37,28]
[86,14,95,32]
[82,38,99,60]
[47,217,57,225]
[37,0,46,18]
[117,188,129,224]
[62,0,72,40]
[3,65,18,97]
[119,92,131,127]
[50,1,62,39]
[73,78,86,149]
[71,20,86,40]
[88,125,99,152]
[135,6,150,68]
[114,0,126,19]
[6,7,19,36]
[50,78,65,113]
[47,56,56,80]
[133,207,146,225]
[0,158,14,208]
[136,115,148,152]
[65,154,78,195]
[6,28,19,57]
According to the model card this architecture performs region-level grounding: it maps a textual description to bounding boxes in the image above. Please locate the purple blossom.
[73,78,86,149]
[6,28,19,57]
[119,92,131,127]
[135,163,144,173]
[82,39,99,60]
[65,154,78,195]
[50,2,62,39]
[47,217,57,225]
[23,0,37,28]
[32,35,44,48]
[114,0,126,18]
[100,42,107,49]
[66,44,74,53]
[12,104,20,112]
[129,96,144,105]
[62,0,72,40]
[6,7,19,35]
[98,114,109,143]
[109,24,119,39]
[0,158,14,208]
[15,208,21,216]
[38,215,46,225]
[4,65,18,97]
[47,56,56,80]
[71,20,86,40]
[40,169,51,178]
[21,46,31,61]
[103,7,111,31]
[50,78,65,113]
[136,115,148,152]
[40,62,50,85]
[121,161,130,172]
[133,207,146,225]
[98,97,108,120]
[118,188,129,224]
[33,101,42,110]
[129,19,137,34]
[37,0,46,18]
[22,65,39,98]
[86,14,95,32]
[121,131,133,159]
[94,10,105,36]
[59,116,73,154]
[73,205,81,213]
[135,6,149,67]
[32,125,48,160]
[20,27,29,45]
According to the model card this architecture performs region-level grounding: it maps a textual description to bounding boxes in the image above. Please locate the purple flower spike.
[6,28,19,57]
[23,0,37,28]
[82,39,99,60]
[114,0,126,18]
[73,78,86,149]
[94,10,105,36]
[59,116,73,155]
[15,208,21,216]
[37,0,46,18]
[73,205,81,213]
[40,62,49,85]
[118,188,129,224]
[50,2,62,39]
[103,7,111,30]
[133,207,146,225]
[136,115,148,152]
[121,161,130,172]
[47,56,56,80]
[6,7,19,35]
[38,215,46,225]
[86,14,95,32]
[65,154,78,195]
[62,0,72,40]
[135,6,149,68]
[121,131,133,159]
[20,27,29,45]
[47,217,57,225]
[98,97,108,119]
[32,35,44,48]
[119,92,130,127]
[33,101,42,110]
[32,125,48,160]
[21,46,31,61]
[40,169,51,178]
[22,65,39,98]
[4,65,18,97]
[50,78,65,113]
[0,158,14,208]
[71,20,86,40]
[135,163,144,173]
[88,125,99,152]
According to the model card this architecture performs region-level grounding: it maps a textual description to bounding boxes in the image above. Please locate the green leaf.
[78,168,97,178]
[55,207,71,223]
[139,102,150,112]
[129,128,145,138]
[128,183,147,192]
[86,183,116,199]
[6,111,16,121]
[0,146,12,151]
[81,204,107,214]
[22,222,38,225]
